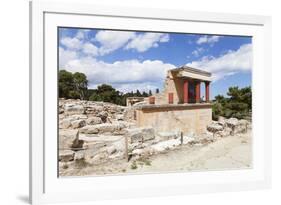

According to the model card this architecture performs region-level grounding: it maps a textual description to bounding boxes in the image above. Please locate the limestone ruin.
[128,66,212,134]
[58,66,251,176]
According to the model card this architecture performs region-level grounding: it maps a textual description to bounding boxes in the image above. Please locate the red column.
[205,81,210,102]
[183,80,189,103]
[195,81,201,103]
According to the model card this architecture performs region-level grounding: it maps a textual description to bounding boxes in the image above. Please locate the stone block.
[71,119,86,129]
[59,150,75,162]
[126,127,155,143]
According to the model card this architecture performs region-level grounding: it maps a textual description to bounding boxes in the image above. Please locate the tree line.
[59,70,154,106]
[59,69,252,119]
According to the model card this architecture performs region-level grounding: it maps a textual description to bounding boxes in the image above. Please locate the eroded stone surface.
[59,99,251,175]
[64,104,85,115]
[207,122,224,133]
[59,150,75,162]
[80,123,127,134]
[71,119,86,129]
[126,127,155,143]
[86,117,102,125]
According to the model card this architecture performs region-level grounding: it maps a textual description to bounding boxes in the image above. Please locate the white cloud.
[125,33,169,52]
[82,43,99,56]
[59,47,78,68]
[59,31,173,90]
[60,30,170,58]
[60,33,99,57]
[60,37,82,50]
[186,43,252,81]
[196,35,221,45]
[95,30,136,55]
[75,29,90,39]
[192,47,205,57]
[61,56,175,92]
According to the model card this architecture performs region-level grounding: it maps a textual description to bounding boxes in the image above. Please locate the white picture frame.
[30,1,272,204]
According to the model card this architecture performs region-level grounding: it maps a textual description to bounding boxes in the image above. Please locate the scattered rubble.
[86,116,102,125]
[59,150,75,162]
[207,117,249,137]
[59,99,251,174]
[207,122,224,133]
[64,104,85,115]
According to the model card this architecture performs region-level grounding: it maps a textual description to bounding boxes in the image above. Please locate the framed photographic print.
[30,0,272,204]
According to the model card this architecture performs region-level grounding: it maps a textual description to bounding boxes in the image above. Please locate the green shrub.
[212,86,252,120]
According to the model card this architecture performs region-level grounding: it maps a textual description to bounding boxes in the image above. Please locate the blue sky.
[59,27,252,99]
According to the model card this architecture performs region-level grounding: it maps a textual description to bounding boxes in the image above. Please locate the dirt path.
[60,130,252,176]
[128,131,252,174]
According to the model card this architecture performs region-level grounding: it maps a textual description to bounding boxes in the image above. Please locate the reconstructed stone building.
[132,66,212,135]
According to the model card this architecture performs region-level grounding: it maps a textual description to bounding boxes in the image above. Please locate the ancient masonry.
[128,66,213,135]
[58,66,250,175]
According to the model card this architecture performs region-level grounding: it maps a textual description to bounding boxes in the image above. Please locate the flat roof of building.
[171,66,211,76]
[170,66,212,81]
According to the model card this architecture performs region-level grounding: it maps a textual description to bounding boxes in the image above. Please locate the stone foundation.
[135,103,212,135]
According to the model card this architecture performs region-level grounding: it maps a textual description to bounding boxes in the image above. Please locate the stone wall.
[135,104,212,135]
[154,71,183,105]
[58,99,251,176]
